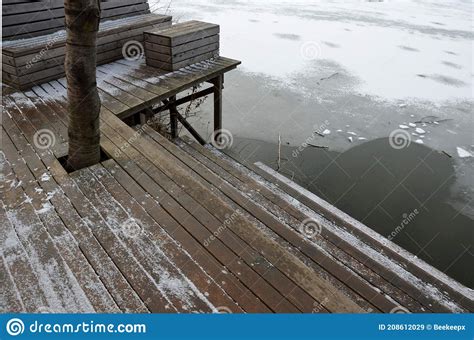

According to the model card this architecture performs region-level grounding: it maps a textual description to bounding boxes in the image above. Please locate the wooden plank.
[2,146,95,313]
[146,41,219,63]
[101,112,366,312]
[107,57,240,119]
[154,131,459,313]
[176,138,431,313]
[2,132,120,313]
[103,110,351,308]
[180,138,431,312]
[6,88,261,310]
[2,13,172,89]
[3,14,170,55]
[97,68,157,102]
[0,198,46,312]
[3,96,150,313]
[71,167,213,313]
[145,21,219,47]
[145,35,220,55]
[146,51,220,71]
[99,117,300,312]
[92,160,244,313]
[2,1,153,40]
[0,255,24,313]
[5,93,67,158]
[95,146,299,314]
[99,158,265,312]
[3,101,167,312]
[3,8,65,27]
[252,162,471,312]
[2,1,62,15]
[139,128,384,312]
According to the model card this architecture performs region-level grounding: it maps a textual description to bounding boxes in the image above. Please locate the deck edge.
[253,161,474,301]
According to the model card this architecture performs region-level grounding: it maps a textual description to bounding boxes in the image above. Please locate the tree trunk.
[65,0,101,170]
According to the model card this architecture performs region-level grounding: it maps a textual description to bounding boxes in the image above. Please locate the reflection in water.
[228,137,474,288]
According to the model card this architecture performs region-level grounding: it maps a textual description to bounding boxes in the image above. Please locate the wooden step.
[2,13,172,90]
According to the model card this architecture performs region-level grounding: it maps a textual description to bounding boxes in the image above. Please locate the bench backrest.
[2,0,151,41]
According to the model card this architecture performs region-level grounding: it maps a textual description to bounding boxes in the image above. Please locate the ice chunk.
[408,123,416,127]
[415,128,426,134]
[399,125,409,129]
[415,139,424,144]
[322,129,331,135]
[456,147,473,158]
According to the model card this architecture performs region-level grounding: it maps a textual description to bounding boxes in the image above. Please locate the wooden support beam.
[161,98,206,144]
[174,110,207,145]
[139,112,148,125]
[169,95,178,139]
[152,87,214,113]
[211,75,223,142]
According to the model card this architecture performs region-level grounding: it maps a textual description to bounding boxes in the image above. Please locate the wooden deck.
[1,57,473,314]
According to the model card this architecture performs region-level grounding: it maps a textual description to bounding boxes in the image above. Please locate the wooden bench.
[2,13,172,90]
[2,0,152,40]
[144,20,220,71]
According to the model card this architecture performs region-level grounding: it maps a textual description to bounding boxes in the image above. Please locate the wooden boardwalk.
[1,57,473,313]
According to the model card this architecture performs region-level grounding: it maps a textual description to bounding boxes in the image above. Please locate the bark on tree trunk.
[65,0,101,170]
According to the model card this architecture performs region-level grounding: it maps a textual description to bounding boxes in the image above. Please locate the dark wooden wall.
[2,0,151,40]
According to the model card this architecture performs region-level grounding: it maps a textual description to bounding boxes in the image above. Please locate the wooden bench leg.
[169,95,178,139]
[139,111,148,125]
[212,75,223,141]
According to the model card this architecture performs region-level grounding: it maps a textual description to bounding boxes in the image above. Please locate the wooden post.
[212,75,223,141]
[169,95,178,139]
[139,112,147,125]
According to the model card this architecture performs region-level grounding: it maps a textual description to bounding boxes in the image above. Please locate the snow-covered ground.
[150,0,473,287]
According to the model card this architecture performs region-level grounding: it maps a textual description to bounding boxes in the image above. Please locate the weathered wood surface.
[144,21,220,71]
[1,55,472,313]
[2,14,172,90]
[2,0,152,40]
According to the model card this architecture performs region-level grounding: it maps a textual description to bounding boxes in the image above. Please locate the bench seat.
[2,13,172,90]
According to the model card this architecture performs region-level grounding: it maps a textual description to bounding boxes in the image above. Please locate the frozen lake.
[151,0,473,288]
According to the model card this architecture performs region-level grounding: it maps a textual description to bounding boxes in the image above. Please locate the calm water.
[157,0,474,288]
